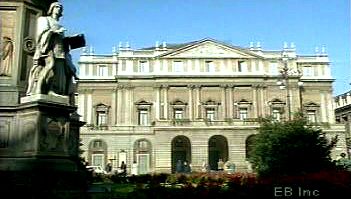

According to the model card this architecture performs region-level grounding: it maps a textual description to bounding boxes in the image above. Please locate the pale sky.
[60,0,351,96]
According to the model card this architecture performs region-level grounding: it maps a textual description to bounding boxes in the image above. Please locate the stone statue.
[0,36,14,76]
[26,2,84,98]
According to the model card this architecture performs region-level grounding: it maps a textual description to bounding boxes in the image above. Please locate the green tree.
[248,115,338,177]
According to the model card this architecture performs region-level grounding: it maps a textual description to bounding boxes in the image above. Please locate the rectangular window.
[270,62,278,75]
[206,109,215,121]
[98,65,108,76]
[238,61,247,72]
[139,61,148,73]
[138,110,148,126]
[97,112,107,126]
[303,66,313,76]
[173,61,184,72]
[205,61,215,72]
[174,109,183,119]
[307,110,317,123]
[239,108,248,120]
[272,109,281,121]
[92,154,104,167]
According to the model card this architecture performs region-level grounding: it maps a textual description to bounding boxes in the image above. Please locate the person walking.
[217,158,224,172]
[120,161,127,176]
[176,159,183,173]
[183,161,191,173]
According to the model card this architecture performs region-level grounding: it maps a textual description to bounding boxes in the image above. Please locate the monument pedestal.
[0,98,87,199]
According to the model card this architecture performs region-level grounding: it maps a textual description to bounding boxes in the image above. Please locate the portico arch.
[171,135,191,173]
[208,135,228,170]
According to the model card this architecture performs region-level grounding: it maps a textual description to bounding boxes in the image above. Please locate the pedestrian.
[217,158,224,172]
[183,161,191,173]
[201,160,209,172]
[105,162,112,173]
[176,159,183,173]
[120,161,127,176]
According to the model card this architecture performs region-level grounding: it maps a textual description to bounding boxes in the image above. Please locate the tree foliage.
[248,116,338,177]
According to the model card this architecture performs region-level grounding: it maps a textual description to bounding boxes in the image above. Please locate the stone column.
[320,92,327,123]
[228,85,234,118]
[261,85,267,117]
[232,86,237,118]
[86,91,93,125]
[155,86,161,120]
[326,91,335,124]
[221,85,227,119]
[117,85,123,124]
[77,92,85,121]
[163,85,169,119]
[195,85,202,118]
[130,86,135,125]
[252,85,258,118]
[111,88,117,125]
[188,85,194,120]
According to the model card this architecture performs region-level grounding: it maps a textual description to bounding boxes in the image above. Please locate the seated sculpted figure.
[26,2,81,99]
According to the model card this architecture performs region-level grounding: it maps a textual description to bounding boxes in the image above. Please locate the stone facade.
[334,90,351,158]
[77,38,347,174]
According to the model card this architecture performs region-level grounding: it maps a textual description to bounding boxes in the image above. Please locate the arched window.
[208,135,228,170]
[88,139,107,167]
[133,139,152,174]
[245,134,257,160]
[171,135,191,173]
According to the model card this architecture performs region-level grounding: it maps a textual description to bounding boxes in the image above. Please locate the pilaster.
[162,85,169,119]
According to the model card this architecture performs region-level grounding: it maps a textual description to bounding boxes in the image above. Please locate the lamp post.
[276,56,304,120]
[277,56,292,120]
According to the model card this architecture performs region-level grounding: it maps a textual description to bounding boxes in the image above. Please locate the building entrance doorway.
[208,135,228,170]
[171,135,191,173]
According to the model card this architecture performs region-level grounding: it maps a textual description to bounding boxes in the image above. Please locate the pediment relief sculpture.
[161,40,257,58]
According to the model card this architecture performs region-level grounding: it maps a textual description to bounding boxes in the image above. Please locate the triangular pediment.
[160,39,261,58]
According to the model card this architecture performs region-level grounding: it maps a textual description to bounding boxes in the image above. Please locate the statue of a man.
[26,2,80,98]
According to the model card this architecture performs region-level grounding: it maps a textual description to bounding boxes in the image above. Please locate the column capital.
[220,84,230,88]
[152,84,162,89]
[227,84,235,88]
[84,88,94,94]
[161,84,170,89]
[187,84,196,89]
[116,84,124,89]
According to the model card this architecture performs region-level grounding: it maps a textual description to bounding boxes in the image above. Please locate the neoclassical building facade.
[77,38,346,174]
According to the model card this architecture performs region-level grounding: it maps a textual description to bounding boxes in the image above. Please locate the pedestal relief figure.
[0,36,13,76]
[26,2,84,99]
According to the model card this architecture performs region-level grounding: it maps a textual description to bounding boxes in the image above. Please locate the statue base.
[0,99,87,198]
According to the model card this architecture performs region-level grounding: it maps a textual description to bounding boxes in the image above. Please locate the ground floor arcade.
[80,126,347,174]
